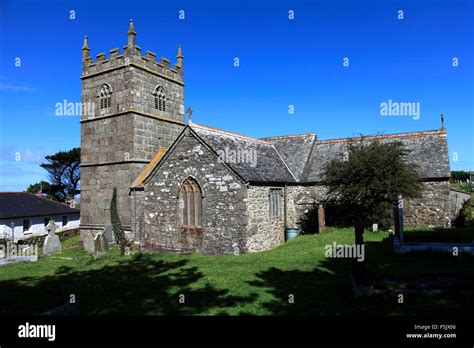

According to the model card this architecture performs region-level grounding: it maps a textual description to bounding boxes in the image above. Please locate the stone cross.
[46,220,58,236]
[186,107,193,123]
[43,221,61,255]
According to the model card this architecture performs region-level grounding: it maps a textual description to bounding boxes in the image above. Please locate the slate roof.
[191,123,297,183]
[260,133,317,181]
[132,124,450,187]
[303,130,451,182]
[0,192,80,219]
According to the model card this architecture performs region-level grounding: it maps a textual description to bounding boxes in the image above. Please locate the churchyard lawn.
[0,227,473,315]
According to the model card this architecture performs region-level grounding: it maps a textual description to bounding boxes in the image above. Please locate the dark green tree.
[26,181,53,197]
[110,187,129,255]
[450,171,470,183]
[40,148,80,202]
[324,138,422,286]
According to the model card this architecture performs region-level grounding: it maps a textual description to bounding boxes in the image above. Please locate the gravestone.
[393,195,404,243]
[372,223,378,232]
[103,225,114,243]
[317,204,326,232]
[43,221,61,255]
[93,230,108,256]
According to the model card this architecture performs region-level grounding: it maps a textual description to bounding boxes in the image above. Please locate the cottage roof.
[0,192,80,219]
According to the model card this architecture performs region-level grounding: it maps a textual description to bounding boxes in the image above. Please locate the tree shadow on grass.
[0,253,257,315]
[248,235,474,316]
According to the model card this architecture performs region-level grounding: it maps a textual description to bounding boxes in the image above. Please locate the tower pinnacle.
[176,44,183,68]
[128,19,136,47]
[82,35,90,59]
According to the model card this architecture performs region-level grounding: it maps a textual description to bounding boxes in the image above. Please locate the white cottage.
[0,192,80,240]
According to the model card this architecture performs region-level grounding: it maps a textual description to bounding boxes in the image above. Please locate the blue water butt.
[286,228,299,241]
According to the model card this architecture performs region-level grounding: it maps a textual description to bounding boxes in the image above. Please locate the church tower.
[80,20,185,247]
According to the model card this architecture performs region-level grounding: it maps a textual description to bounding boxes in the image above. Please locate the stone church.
[80,21,451,254]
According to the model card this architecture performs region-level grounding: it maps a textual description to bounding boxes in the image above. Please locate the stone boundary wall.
[14,227,80,248]
[449,189,471,220]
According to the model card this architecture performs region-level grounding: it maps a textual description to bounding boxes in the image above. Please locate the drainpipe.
[283,184,288,231]
[133,189,137,243]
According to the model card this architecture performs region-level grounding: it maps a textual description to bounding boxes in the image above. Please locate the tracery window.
[153,86,166,111]
[179,177,202,231]
[98,83,112,109]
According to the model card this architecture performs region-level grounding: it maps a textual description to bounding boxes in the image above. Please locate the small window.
[153,86,166,112]
[98,83,112,109]
[62,216,68,227]
[23,219,31,232]
[269,189,283,218]
[44,217,50,226]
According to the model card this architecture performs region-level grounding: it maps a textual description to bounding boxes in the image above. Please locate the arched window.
[153,86,166,112]
[179,177,202,232]
[98,83,112,109]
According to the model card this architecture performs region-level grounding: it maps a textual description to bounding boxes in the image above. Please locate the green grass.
[0,227,473,316]
[450,182,473,194]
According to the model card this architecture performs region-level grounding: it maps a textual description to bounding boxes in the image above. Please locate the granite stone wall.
[286,185,328,233]
[303,181,451,229]
[80,42,185,250]
[80,162,144,250]
[245,186,285,252]
[403,181,451,228]
[136,130,248,254]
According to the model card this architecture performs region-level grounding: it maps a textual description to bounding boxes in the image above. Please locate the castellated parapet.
[81,41,184,85]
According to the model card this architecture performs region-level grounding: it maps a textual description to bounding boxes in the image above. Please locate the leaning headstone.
[43,221,61,255]
[103,225,114,243]
[93,230,108,256]
[393,195,404,243]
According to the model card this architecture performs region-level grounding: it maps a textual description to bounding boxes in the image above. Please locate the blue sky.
[0,0,473,191]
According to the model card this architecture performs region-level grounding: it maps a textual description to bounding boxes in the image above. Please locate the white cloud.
[0,82,35,92]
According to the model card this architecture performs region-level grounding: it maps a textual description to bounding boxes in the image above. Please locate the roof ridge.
[260,133,317,140]
[316,129,443,144]
[23,191,78,209]
[300,134,318,182]
[271,145,298,182]
[191,123,272,145]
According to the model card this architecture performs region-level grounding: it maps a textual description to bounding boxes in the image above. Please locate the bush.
[454,198,473,227]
